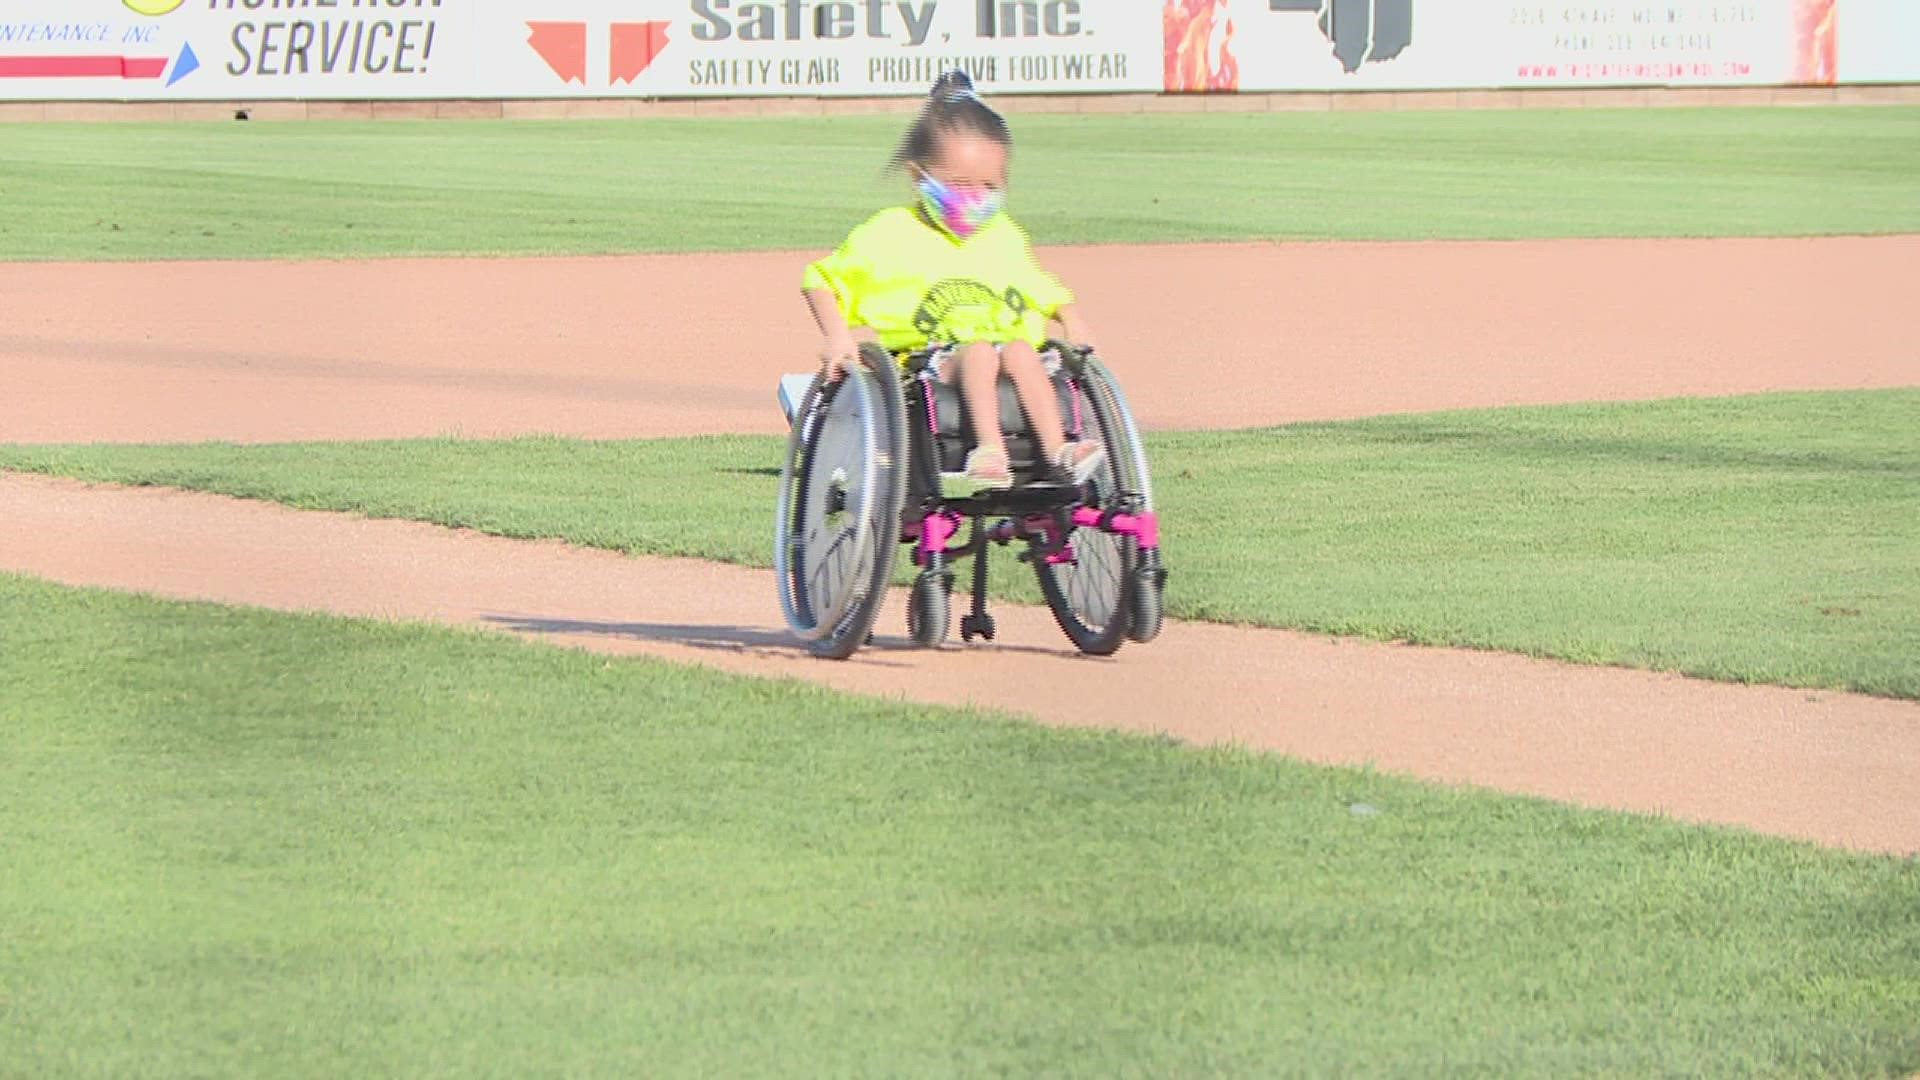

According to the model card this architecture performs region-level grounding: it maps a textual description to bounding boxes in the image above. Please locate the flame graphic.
[1165,0,1239,92]
[1793,0,1837,86]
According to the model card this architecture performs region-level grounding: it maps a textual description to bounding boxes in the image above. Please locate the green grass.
[6,389,1916,698]
[2,572,1916,1077]
[2,108,1916,261]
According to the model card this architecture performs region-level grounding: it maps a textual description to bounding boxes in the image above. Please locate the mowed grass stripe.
[6,389,1916,698]
[1,573,1916,1076]
[1,107,1916,261]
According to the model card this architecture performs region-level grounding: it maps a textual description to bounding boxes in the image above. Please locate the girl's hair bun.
[889,69,1007,172]
[932,70,977,103]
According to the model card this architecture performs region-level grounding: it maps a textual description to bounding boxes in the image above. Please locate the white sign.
[0,0,1161,100]
[1164,0,1831,92]
[490,0,1158,97]
[1835,0,1919,83]
[0,0,1905,101]
[0,0,473,100]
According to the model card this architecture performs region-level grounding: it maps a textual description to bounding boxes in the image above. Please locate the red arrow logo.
[610,21,669,85]
[526,21,586,84]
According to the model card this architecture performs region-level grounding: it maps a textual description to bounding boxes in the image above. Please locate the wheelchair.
[775,340,1167,660]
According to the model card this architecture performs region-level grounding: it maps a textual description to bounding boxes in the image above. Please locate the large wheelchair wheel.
[1080,355,1166,644]
[775,344,908,659]
[1031,353,1148,656]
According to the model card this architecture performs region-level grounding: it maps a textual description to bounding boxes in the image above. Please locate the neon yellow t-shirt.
[802,206,1073,353]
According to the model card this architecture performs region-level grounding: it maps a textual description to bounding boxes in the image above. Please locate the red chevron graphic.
[526,21,587,85]
[610,21,669,86]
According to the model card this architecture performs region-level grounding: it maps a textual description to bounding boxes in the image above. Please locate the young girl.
[801,71,1106,490]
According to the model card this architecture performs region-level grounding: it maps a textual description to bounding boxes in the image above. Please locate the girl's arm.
[804,287,860,381]
[1053,302,1098,354]
[1023,240,1096,354]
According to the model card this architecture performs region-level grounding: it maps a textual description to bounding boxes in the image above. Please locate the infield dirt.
[3,234,1916,852]
[2,235,1913,443]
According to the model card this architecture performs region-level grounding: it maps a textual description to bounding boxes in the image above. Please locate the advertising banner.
[0,0,1159,101]
[0,0,1906,101]
[1163,0,1846,92]
[0,0,471,100]
[501,1,1158,98]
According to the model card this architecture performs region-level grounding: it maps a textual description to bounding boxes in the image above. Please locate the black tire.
[907,573,951,648]
[774,345,909,660]
[1128,567,1165,644]
[1032,369,1137,656]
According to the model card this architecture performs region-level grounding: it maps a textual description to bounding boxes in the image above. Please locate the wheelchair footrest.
[937,472,1007,501]
[943,482,1083,516]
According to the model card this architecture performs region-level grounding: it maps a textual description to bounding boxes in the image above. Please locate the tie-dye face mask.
[917,174,1004,240]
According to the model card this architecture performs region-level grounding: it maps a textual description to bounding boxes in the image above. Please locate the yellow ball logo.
[123,0,185,14]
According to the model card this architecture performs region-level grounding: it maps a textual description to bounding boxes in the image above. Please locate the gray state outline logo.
[1269,0,1414,74]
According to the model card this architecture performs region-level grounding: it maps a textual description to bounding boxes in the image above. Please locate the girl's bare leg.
[1004,340,1104,480]
[946,342,1010,473]
[999,340,1069,460]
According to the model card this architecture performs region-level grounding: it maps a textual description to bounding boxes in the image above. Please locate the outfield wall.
[0,1,1913,104]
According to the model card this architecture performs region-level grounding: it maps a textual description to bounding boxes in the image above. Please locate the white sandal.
[965,447,1014,488]
[941,447,1014,498]
[1054,441,1106,485]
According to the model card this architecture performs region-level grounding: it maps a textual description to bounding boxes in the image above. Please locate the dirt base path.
[6,472,1916,855]
[4,235,1914,443]
[5,235,1917,855]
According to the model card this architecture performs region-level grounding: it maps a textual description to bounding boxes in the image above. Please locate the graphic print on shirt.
[912,279,1031,342]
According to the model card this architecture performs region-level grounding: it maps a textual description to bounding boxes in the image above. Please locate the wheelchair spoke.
[806,522,859,611]
[1066,531,1122,630]
[795,388,870,628]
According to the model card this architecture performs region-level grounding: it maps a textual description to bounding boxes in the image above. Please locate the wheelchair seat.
[918,372,1081,479]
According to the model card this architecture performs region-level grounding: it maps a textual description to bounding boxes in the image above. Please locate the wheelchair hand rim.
[1085,356,1155,510]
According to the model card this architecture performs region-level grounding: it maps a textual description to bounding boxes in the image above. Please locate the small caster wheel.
[907,573,951,648]
[1127,571,1164,644]
[960,614,997,643]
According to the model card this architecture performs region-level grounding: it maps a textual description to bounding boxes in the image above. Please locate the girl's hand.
[803,287,860,382]
[1055,305,1098,356]
[819,330,860,382]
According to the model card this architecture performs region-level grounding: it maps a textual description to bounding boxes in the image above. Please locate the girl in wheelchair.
[801,70,1107,492]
